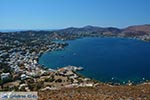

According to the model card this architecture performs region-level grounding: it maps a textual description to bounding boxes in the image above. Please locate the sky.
[0,0,150,30]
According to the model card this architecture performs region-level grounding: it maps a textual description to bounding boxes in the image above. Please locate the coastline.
[38,36,150,86]
[0,30,150,92]
[0,30,150,99]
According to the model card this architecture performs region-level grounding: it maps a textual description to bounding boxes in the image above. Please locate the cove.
[39,37,150,84]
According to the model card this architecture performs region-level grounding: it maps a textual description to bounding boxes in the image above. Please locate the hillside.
[55,24,150,36]
[121,24,150,36]
[124,24,150,33]
[39,83,150,100]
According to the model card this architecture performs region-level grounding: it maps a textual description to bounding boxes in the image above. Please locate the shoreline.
[70,69,150,86]
[38,36,150,86]
[0,32,150,91]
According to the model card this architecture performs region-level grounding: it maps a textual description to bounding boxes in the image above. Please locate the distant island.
[0,24,150,99]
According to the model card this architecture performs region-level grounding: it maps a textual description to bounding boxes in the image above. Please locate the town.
[0,25,150,91]
[0,25,150,99]
[0,31,98,91]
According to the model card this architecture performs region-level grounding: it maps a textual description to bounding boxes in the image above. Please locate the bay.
[39,37,150,84]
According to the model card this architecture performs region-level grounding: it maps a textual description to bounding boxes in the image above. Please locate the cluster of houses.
[0,38,67,83]
[138,35,150,41]
[0,32,96,91]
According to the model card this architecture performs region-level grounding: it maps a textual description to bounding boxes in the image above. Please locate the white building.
[1,73,10,80]
[21,74,28,80]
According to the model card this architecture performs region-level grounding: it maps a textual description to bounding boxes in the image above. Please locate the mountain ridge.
[56,24,150,35]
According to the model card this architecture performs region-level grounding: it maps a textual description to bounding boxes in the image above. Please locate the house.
[21,74,28,80]
[1,73,10,80]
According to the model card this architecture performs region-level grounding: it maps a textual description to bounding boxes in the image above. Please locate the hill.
[56,24,150,35]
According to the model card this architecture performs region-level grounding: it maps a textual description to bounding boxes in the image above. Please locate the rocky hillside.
[125,24,150,33]
[39,83,150,100]
[121,24,150,36]
[55,24,150,36]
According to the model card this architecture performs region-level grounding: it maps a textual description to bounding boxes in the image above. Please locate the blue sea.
[39,37,150,84]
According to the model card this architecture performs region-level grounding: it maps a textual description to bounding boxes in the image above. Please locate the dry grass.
[38,83,150,100]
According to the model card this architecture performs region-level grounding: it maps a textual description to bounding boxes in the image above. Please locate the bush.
[55,79,62,83]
